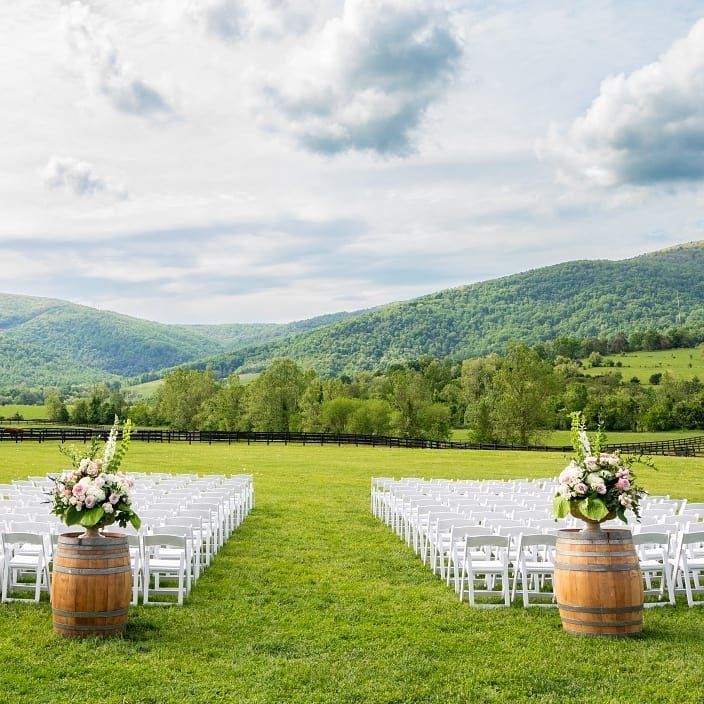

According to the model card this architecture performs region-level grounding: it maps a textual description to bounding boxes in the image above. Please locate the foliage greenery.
[0,443,703,703]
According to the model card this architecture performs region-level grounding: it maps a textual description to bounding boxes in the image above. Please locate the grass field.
[580,345,704,383]
[0,404,48,420]
[1,443,703,703]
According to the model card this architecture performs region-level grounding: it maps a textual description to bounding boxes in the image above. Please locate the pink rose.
[596,484,607,494]
[109,493,120,504]
[84,495,96,509]
[72,484,85,497]
[575,482,588,495]
[616,478,630,491]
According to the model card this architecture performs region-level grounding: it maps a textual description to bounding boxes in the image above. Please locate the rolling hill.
[2,241,704,388]
[190,241,704,377]
[0,294,358,387]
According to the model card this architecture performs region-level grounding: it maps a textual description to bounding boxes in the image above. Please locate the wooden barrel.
[52,532,131,637]
[554,528,643,637]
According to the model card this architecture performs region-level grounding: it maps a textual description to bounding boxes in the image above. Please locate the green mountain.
[193,241,704,377]
[0,294,357,386]
[2,241,704,388]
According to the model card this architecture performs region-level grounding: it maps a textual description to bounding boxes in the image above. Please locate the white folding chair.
[457,535,511,607]
[1,532,51,603]
[511,533,556,607]
[633,531,675,606]
[670,529,704,607]
[142,534,189,606]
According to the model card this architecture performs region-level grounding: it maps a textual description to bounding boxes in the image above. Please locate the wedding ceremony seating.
[372,476,703,608]
[0,472,253,606]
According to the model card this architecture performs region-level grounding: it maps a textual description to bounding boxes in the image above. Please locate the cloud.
[187,0,313,42]
[42,156,127,199]
[65,2,175,120]
[547,17,704,187]
[256,0,463,155]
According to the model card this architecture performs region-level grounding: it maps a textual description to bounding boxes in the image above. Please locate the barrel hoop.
[55,553,128,562]
[53,622,125,633]
[557,536,633,545]
[560,616,642,628]
[53,565,131,576]
[57,543,127,553]
[556,549,636,558]
[58,536,128,545]
[52,607,129,618]
[554,561,639,572]
[558,603,643,614]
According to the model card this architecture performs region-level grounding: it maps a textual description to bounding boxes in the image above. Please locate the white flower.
[102,502,114,514]
[579,430,591,455]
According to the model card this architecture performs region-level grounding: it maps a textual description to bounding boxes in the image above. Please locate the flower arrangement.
[50,416,141,531]
[552,412,651,524]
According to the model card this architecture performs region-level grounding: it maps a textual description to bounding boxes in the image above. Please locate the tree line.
[43,330,704,442]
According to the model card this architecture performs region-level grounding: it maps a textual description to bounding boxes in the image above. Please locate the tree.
[347,399,392,435]
[45,394,69,423]
[387,369,432,437]
[321,397,359,433]
[245,359,306,432]
[196,375,246,431]
[490,343,559,445]
[156,369,219,430]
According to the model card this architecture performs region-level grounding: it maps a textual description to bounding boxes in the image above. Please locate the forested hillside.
[196,242,704,377]
[0,295,357,385]
[2,242,704,388]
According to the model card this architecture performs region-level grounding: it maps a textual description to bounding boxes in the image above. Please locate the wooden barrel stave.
[52,532,131,637]
[554,528,643,637]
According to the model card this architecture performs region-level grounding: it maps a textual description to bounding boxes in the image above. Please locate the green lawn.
[0,404,48,421]
[1,442,703,703]
[580,345,704,383]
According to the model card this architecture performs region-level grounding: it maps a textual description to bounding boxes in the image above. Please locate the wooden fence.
[1,426,703,456]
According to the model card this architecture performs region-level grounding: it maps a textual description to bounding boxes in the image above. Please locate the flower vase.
[569,505,616,532]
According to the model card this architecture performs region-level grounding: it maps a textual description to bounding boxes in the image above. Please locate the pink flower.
[84,495,96,509]
[575,482,588,495]
[72,484,85,497]
[616,477,630,491]
[595,484,607,494]
[109,493,120,504]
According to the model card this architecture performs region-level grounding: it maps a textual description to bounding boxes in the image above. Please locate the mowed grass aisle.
[0,443,703,703]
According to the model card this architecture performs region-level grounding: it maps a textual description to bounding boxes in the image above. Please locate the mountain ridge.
[1,241,703,387]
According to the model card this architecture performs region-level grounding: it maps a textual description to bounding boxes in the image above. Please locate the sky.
[1,0,704,324]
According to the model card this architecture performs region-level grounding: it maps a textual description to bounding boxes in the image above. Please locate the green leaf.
[577,496,609,521]
[64,505,81,526]
[79,506,105,527]
[129,514,141,530]
[552,495,570,519]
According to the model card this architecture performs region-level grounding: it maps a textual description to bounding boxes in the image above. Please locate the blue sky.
[1,1,704,323]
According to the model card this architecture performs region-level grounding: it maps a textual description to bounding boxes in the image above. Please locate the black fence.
[1,426,703,456]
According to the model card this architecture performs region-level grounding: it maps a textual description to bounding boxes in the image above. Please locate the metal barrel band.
[554,561,639,572]
[556,537,633,545]
[558,602,643,614]
[556,549,636,558]
[53,622,125,633]
[58,535,127,550]
[53,565,131,576]
[55,553,128,562]
[52,607,129,618]
[57,540,128,555]
[560,616,642,628]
